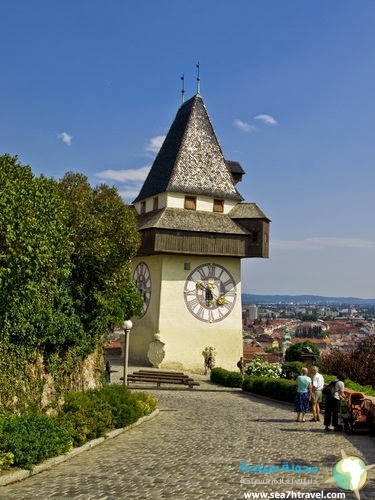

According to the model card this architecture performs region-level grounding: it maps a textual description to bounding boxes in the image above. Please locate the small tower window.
[184,196,196,210]
[140,201,146,214]
[153,197,159,210]
[213,199,224,213]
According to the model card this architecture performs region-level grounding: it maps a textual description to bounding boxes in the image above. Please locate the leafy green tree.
[284,340,320,364]
[0,156,143,408]
[57,172,142,336]
[0,154,75,351]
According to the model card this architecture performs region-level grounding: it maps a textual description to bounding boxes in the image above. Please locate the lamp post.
[123,319,133,386]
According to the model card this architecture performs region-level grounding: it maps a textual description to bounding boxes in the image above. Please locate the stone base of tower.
[129,329,243,374]
[129,254,244,373]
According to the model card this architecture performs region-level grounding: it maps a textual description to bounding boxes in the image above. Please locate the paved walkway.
[0,360,374,499]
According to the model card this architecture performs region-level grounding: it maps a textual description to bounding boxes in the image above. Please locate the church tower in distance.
[130,91,270,372]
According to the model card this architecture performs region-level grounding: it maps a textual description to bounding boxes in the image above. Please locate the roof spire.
[181,74,185,104]
[196,62,201,95]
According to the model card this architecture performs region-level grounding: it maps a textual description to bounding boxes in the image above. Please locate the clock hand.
[196,281,227,305]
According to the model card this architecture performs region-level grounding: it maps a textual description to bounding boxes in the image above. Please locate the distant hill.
[242,294,375,305]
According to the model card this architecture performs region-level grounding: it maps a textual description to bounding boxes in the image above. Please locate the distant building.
[248,304,258,320]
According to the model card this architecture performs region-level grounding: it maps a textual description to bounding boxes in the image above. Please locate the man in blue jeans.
[324,374,346,431]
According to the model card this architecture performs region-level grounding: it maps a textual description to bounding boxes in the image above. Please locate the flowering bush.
[244,358,282,379]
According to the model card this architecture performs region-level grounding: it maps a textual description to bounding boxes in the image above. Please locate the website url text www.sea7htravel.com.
[243,492,346,499]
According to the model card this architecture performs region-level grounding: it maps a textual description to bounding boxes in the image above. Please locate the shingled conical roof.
[133,94,243,203]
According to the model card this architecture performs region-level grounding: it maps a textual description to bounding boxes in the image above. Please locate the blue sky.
[1,1,375,298]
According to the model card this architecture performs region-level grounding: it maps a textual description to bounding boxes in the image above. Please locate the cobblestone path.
[0,383,374,500]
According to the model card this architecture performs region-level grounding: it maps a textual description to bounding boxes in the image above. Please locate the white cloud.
[254,114,277,126]
[273,237,374,251]
[57,132,73,145]
[145,135,166,153]
[233,119,256,133]
[95,166,150,183]
[117,188,143,200]
[94,165,151,203]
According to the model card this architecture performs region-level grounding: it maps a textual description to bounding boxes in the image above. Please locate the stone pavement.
[0,360,374,499]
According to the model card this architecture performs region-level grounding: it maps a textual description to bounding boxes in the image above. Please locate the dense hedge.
[210,367,243,388]
[55,385,157,447]
[242,376,297,403]
[242,375,375,404]
[0,413,71,470]
[281,361,304,380]
[0,385,157,470]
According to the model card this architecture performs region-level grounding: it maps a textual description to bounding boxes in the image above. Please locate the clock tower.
[130,91,270,372]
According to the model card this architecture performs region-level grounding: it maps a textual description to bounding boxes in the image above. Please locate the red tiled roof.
[243,345,266,358]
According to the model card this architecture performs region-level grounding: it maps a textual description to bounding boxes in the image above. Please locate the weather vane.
[181,74,185,104]
[196,62,201,94]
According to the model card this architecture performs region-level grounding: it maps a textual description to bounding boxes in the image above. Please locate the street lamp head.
[123,319,133,331]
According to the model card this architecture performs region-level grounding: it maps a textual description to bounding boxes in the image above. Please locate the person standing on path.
[237,357,244,374]
[294,367,312,422]
[105,360,112,383]
[324,374,346,432]
[310,366,324,422]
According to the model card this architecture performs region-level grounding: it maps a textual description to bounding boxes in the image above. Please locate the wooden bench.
[125,370,200,389]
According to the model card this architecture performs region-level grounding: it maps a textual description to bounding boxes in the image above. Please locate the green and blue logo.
[325,449,375,500]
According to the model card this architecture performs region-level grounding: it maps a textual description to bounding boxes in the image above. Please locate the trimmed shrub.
[0,414,72,469]
[0,385,157,469]
[56,385,157,447]
[226,371,244,388]
[210,367,243,388]
[56,391,113,447]
[242,375,297,403]
[281,361,304,380]
[93,384,144,429]
[210,367,229,385]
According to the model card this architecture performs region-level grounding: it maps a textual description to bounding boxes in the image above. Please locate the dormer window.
[153,197,159,210]
[140,201,146,214]
[184,196,196,210]
[213,199,224,213]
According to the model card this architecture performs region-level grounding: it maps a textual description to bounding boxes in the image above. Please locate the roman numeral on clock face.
[184,263,237,323]
[133,262,151,317]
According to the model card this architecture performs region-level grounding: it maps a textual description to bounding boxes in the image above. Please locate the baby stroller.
[341,392,372,435]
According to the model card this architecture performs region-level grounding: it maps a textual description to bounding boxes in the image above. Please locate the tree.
[284,341,321,364]
[352,336,375,387]
[57,172,143,337]
[0,157,142,357]
[0,154,74,350]
[0,156,143,408]
[321,336,375,388]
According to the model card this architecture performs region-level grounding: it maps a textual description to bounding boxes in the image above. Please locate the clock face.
[184,263,237,322]
[133,262,151,316]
